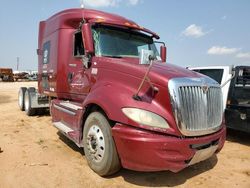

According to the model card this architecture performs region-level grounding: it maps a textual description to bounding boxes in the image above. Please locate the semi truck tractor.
[18,8,226,176]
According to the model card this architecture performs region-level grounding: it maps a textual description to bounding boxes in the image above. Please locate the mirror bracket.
[81,55,91,69]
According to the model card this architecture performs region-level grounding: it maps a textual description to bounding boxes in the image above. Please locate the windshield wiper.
[102,55,123,58]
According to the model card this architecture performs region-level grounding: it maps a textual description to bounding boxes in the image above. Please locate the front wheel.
[83,112,121,176]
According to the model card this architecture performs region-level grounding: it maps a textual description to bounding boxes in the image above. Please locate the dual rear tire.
[18,87,27,111]
[18,87,36,116]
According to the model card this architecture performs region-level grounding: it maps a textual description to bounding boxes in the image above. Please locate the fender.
[82,82,134,124]
[82,82,179,136]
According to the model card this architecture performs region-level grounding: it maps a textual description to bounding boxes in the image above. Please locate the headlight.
[122,108,169,129]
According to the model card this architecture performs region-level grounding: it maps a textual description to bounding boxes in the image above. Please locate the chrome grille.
[168,77,223,136]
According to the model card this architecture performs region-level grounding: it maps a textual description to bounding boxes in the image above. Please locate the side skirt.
[51,99,85,147]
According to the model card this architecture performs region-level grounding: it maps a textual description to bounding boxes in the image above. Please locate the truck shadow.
[57,131,218,187]
[109,155,218,187]
[57,132,85,155]
[226,129,250,146]
[36,109,51,117]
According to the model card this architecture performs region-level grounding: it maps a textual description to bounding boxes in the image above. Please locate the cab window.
[74,31,85,57]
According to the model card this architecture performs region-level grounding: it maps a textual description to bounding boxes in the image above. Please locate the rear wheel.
[24,88,36,116]
[83,112,121,176]
[18,87,27,111]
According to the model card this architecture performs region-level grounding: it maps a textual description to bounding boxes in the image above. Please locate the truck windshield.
[92,25,160,58]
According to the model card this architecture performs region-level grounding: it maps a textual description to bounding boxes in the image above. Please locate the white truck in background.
[189,66,234,110]
[189,65,250,133]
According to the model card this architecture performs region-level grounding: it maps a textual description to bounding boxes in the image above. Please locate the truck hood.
[150,62,200,86]
[94,57,201,87]
[92,57,208,136]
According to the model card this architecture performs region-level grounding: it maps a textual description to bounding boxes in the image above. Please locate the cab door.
[67,30,92,99]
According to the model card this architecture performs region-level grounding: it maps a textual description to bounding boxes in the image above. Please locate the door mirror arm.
[221,71,235,88]
[82,55,91,69]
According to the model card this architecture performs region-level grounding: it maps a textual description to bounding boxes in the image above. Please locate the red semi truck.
[18,8,226,176]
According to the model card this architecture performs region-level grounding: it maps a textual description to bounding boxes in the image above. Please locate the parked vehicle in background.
[18,8,226,176]
[189,66,233,110]
[0,68,14,82]
[189,66,250,133]
[28,72,38,81]
[13,72,29,81]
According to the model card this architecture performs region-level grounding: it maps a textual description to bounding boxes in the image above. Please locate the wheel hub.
[24,92,29,111]
[86,125,105,163]
[89,135,97,152]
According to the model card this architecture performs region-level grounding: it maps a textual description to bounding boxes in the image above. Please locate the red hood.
[93,57,201,87]
[150,62,200,86]
[91,56,203,136]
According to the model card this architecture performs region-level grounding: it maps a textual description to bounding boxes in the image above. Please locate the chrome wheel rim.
[24,92,29,111]
[86,125,105,163]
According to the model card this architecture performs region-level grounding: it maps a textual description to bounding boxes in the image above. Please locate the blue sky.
[0,0,249,70]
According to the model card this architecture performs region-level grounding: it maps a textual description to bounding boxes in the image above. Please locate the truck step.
[53,121,82,147]
[53,121,74,134]
[51,99,84,147]
[59,101,82,110]
[54,104,76,116]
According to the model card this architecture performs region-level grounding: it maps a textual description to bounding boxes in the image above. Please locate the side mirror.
[82,23,94,55]
[140,49,154,65]
[160,45,167,63]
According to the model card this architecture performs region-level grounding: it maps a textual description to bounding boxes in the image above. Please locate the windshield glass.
[193,69,224,84]
[92,25,160,58]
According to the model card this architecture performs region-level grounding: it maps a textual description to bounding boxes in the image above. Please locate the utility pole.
[17,57,19,71]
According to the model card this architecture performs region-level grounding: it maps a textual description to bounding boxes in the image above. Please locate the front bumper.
[112,124,226,172]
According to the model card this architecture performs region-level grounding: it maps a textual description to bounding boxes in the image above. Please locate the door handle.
[67,72,73,83]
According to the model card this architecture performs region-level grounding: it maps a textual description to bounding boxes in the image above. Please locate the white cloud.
[236,52,250,59]
[221,15,227,20]
[81,0,140,7]
[207,46,240,55]
[182,24,206,38]
[128,0,140,5]
[82,0,117,7]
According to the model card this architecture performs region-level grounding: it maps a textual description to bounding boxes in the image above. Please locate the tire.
[83,112,121,176]
[28,87,36,92]
[24,88,36,116]
[18,87,27,111]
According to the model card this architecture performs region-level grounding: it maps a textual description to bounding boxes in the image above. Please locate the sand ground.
[0,82,249,188]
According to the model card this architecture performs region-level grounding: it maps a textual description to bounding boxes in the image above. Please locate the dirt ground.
[0,82,249,188]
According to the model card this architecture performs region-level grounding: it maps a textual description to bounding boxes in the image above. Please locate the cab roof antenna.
[79,0,86,30]
[80,0,84,9]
